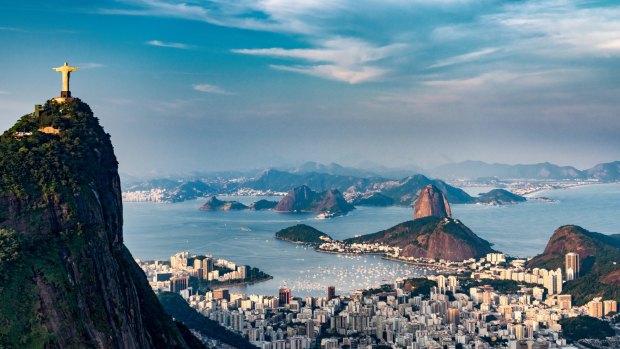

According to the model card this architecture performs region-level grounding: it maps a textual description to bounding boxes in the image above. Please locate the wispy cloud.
[101,0,620,87]
[429,48,499,69]
[77,62,105,69]
[233,38,407,83]
[192,83,233,95]
[0,90,10,95]
[146,40,194,49]
[376,68,592,117]
[273,64,388,84]
[0,26,26,32]
[99,0,344,35]
[488,0,620,57]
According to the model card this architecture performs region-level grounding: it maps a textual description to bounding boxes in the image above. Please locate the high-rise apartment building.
[327,286,335,301]
[565,252,579,281]
[279,287,291,306]
[170,275,189,293]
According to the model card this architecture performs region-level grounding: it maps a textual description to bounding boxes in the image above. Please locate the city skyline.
[1,1,620,175]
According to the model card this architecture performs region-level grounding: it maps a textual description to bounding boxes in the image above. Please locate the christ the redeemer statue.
[53,62,78,99]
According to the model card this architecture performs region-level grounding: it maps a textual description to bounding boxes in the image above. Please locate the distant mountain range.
[247,169,383,193]
[286,161,381,178]
[121,160,619,204]
[123,160,620,192]
[123,169,529,207]
[429,160,620,180]
[283,160,620,181]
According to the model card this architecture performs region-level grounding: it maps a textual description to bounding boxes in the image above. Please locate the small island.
[274,185,354,217]
[199,196,248,211]
[475,189,527,205]
[249,199,278,210]
[275,224,333,244]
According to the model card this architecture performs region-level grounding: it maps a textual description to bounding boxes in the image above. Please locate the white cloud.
[146,40,194,49]
[598,39,620,51]
[192,84,233,95]
[233,38,407,83]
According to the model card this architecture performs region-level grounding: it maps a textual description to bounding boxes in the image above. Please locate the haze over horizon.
[1,1,619,176]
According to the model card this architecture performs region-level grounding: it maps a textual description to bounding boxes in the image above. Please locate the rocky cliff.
[527,225,620,305]
[345,216,495,261]
[0,99,200,348]
[413,185,452,220]
[274,185,354,216]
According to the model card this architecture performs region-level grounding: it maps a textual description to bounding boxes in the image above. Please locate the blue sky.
[0,0,619,175]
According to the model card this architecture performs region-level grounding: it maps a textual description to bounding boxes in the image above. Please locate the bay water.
[123,184,620,297]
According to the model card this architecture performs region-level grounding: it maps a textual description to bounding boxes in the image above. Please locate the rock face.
[413,185,452,220]
[346,216,495,261]
[527,225,620,305]
[274,185,354,216]
[475,189,526,205]
[0,99,198,348]
[199,196,248,211]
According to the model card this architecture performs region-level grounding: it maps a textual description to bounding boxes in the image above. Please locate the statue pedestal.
[53,97,73,103]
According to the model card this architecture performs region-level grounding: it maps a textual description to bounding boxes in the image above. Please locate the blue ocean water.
[123,183,620,297]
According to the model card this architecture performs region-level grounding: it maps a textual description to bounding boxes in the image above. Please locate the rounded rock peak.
[413,184,452,220]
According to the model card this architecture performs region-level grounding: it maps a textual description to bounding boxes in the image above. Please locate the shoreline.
[517,181,607,198]
[274,237,322,246]
[315,248,456,273]
[381,256,456,273]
